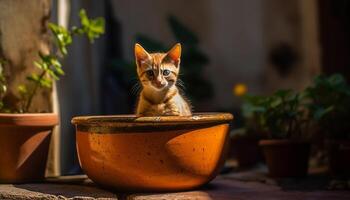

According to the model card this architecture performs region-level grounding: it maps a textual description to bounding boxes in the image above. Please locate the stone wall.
[263,0,321,93]
[0,0,52,112]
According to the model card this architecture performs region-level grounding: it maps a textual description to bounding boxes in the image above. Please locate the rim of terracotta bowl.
[0,113,59,126]
[72,112,233,133]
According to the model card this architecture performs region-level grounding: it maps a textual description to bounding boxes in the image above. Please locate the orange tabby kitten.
[135,43,192,116]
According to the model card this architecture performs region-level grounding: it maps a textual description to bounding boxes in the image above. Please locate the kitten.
[134,43,192,116]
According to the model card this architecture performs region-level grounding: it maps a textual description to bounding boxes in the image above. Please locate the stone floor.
[1,165,349,200]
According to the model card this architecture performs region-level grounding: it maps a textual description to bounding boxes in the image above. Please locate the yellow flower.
[233,83,247,97]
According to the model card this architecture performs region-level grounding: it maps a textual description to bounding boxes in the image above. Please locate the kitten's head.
[135,43,181,91]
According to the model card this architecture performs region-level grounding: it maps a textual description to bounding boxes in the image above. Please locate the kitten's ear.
[135,43,150,65]
[165,43,181,66]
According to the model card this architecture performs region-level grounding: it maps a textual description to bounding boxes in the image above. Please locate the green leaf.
[72,26,84,35]
[34,61,43,69]
[49,23,72,55]
[54,67,65,76]
[270,97,282,108]
[17,84,28,96]
[78,9,105,43]
[27,74,40,82]
[274,89,292,98]
[242,103,266,117]
[50,58,61,68]
[39,77,52,88]
[79,9,90,27]
[47,70,59,80]
[34,60,49,70]
[313,106,334,120]
[90,18,105,33]
[329,73,346,85]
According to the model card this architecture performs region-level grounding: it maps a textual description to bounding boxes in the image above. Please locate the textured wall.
[263,0,320,93]
[0,0,52,112]
[111,0,265,109]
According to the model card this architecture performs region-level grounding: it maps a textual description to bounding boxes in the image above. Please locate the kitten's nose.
[154,80,165,88]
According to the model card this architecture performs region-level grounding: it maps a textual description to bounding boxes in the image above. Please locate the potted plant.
[256,89,311,177]
[306,74,350,177]
[230,84,264,167]
[0,9,104,183]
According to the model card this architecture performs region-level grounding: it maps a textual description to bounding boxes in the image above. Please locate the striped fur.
[134,43,192,116]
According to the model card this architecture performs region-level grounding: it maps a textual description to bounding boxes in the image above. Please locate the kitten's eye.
[146,70,154,77]
[163,69,171,76]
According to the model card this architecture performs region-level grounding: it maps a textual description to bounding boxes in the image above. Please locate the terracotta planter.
[0,113,58,183]
[231,136,262,167]
[327,140,350,177]
[72,113,233,192]
[259,139,310,177]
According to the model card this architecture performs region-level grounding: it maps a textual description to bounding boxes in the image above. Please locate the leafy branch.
[17,9,105,113]
[241,89,310,140]
[305,74,350,139]
[0,59,7,110]
[263,90,308,139]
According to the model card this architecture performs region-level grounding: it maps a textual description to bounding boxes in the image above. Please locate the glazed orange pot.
[259,139,310,177]
[72,113,233,192]
[0,113,58,183]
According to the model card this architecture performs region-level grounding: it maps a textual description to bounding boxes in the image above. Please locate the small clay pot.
[327,140,350,177]
[259,139,310,177]
[0,113,58,183]
[231,136,262,167]
[72,113,233,192]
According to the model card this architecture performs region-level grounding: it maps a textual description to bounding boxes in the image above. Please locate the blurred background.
[50,0,350,175]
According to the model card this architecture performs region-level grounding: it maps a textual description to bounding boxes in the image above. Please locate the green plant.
[0,59,7,110]
[241,90,309,140]
[241,94,269,135]
[229,93,268,140]
[1,9,104,113]
[264,90,309,139]
[305,74,350,139]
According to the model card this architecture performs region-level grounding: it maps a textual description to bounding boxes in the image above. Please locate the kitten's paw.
[163,110,180,116]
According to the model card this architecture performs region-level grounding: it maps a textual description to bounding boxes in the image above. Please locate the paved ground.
[0,166,349,200]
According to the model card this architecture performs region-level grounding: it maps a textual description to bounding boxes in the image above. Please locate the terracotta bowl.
[259,139,310,177]
[0,113,58,183]
[71,113,233,192]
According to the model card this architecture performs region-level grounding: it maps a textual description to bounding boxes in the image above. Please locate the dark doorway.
[318,0,350,80]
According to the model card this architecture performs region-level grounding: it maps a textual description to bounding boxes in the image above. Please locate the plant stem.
[24,70,46,112]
